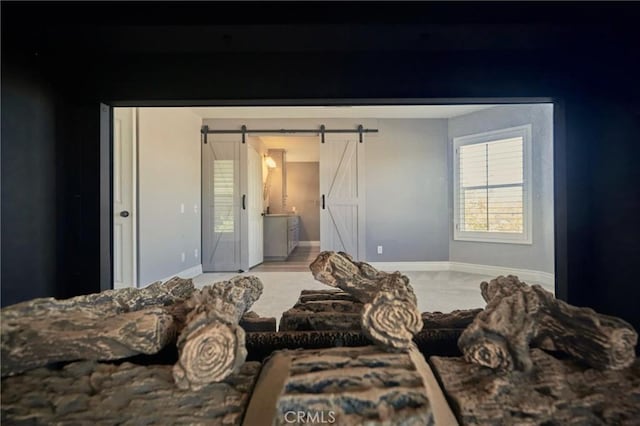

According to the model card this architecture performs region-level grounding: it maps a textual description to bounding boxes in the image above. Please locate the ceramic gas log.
[279,289,363,331]
[279,289,480,333]
[1,360,261,425]
[458,275,638,372]
[1,278,195,377]
[421,309,482,330]
[1,275,264,388]
[309,251,423,349]
[242,345,457,426]
[172,276,263,390]
[431,349,640,425]
[239,311,276,332]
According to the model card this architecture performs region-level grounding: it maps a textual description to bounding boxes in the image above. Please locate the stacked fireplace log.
[433,275,640,425]
[1,275,265,389]
[2,251,639,425]
[309,251,424,349]
[302,253,640,424]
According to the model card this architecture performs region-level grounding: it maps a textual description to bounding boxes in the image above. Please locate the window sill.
[453,235,533,245]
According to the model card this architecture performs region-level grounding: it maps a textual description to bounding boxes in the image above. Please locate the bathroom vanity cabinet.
[264,215,299,260]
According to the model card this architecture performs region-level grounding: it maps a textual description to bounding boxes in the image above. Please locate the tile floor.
[192,266,554,321]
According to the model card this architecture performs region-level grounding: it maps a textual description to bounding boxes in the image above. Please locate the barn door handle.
[322,194,325,210]
[242,194,246,210]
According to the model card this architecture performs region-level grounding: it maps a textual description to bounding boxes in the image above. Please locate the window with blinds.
[213,160,235,233]
[453,125,532,244]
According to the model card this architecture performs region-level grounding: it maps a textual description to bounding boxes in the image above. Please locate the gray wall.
[286,162,320,241]
[366,119,450,261]
[138,108,202,285]
[448,104,554,273]
[204,118,451,263]
[168,113,552,272]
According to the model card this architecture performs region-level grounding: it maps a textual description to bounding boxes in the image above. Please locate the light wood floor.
[249,246,320,272]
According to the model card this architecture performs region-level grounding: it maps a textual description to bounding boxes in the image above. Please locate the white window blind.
[459,137,524,232]
[454,125,532,244]
[213,160,235,233]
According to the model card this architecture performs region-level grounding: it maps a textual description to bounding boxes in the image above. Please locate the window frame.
[453,124,533,245]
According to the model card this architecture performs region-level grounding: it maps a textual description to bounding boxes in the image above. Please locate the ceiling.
[191,105,497,119]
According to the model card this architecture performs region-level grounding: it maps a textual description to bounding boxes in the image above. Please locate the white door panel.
[320,135,366,260]
[113,108,136,289]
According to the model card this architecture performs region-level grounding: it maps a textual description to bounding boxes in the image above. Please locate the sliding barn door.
[202,137,248,272]
[320,135,366,260]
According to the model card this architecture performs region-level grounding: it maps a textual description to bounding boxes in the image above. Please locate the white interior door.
[247,144,264,268]
[113,108,137,289]
[202,137,248,272]
[320,134,366,260]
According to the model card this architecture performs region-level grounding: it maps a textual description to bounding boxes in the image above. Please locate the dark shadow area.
[2,2,639,334]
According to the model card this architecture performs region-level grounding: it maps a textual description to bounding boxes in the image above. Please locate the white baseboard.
[367,261,554,287]
[448,262,554,288]
[298,241,320,247]
[144,264,203,287]
[368,262,451,272]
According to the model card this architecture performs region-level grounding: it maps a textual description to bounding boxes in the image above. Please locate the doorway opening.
[109,102,559,319]
[252,136,320,272]
[200,124,367,275]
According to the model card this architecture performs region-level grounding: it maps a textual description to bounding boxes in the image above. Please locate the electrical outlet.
[194,248,199,258]
[377,245,383,255]
[181,252,186,263]
[180,203,185,213]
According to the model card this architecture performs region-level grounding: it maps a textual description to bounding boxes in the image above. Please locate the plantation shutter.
[458,136,524,233]
[213,159,235,233]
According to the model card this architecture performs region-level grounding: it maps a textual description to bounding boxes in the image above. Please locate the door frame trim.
[100,103,112,292]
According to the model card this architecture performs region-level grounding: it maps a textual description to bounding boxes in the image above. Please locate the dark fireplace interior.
[2,2,639,425]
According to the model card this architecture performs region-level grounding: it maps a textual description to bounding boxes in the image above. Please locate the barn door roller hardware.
[201,124,378,144]
[201,125,209,144]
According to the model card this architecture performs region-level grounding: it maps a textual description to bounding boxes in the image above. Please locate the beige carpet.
[192,269,554,321]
